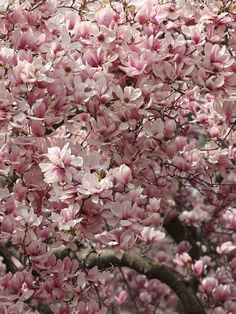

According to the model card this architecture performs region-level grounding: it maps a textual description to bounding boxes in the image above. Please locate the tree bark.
[86,251,206,314]
[164,216,201,260]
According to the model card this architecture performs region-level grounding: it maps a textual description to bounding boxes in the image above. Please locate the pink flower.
[114,85,142,107]
[96,25,116,44]
[83,48,105,68]
[174,253,192,267]
[0,0,9,11]
[40,144,83,184]
[223,209,236,230]
[200,277,218,295]
[116,290,128,305]
[95,7,118,27]
[75,21,99,39]
[63,256,79,274]
[1,216,14,233]
[181,24,203,45]
[0,47,16,67]
[97,229,136,251]
[113,164,132,185]
[30,119,45,137]
[39,162,65,184]
[213,284,231,303]
[23,165,47,190]
[217,241,236,255]
[204,43,233,70]
[78,172,113,196]
[178,241,192,254]
[13,180,27,202]
[120,53,148,76]
[163,120,177,139]
[12,59,53,85]
[140,227,165,243]
[192,260,205,277]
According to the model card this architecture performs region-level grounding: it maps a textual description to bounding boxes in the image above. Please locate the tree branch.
[0,247,18,273]
[164,216,201,260]
[0,247,52,314]
[86,251,206,314]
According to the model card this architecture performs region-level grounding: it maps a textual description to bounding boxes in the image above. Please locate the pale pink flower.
[0,0,9,11]
[204,43,234,70]
[95,7,118,27]
[114,85,142,107]
[192,260,205,277]
[12,59,53,84]
[213,284,231,303]
[0,47,16,66]
[174,252,192,267]
[163,120,177,138]
[140,291,152,306]
[78,173,113,196]
[223,209,236,230]
[13,180,27,202]
[75,21,99,39]
[1,216,14,233]
[143,119,164,138]
[217,241,236,255]
[120,53,148,76]
[30,119,45,137]
[181,24,204,45]
[97,229,136,251]
[4,302,24,314]
[40,144,83,184]
[200,277,218,295]
[96,25,116,44]
[83,48,105,68]
[140,227,165,243]
[0,256,6,275]
[146,198,161,212]
[113,164,132,185]
[116,290,128,305]
[39,162,65,184]
[21,208,43,227]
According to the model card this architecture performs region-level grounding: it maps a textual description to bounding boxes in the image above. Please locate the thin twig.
[119,266,140,313]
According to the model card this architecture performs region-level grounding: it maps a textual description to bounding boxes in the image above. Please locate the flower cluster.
[0,0,236,313]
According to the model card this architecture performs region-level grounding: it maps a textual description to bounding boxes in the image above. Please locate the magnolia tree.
[0,0,236,313]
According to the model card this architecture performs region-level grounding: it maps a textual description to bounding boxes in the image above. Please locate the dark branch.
[0,247,52,314]
[0,247,18,273]
[86,251,206,314]
[164,216,201,260]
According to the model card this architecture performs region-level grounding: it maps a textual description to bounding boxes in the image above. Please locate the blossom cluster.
[0,0,236,313]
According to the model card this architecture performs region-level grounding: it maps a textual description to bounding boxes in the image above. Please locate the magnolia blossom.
[113,164,132,185]
[78,172,112,196]
[192,260,205,277]
[0,0,236,313]
[174,253,192,267]
[223,209,236,229]
[0,0,9,11]
[200,277,218,295]
[40,144,83,184]
[114,85,142,108]
[140,227,165,243]
[217,241,236,255]
[213,284,231,303]
[12,60,54,84]
[1,216,14,234]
